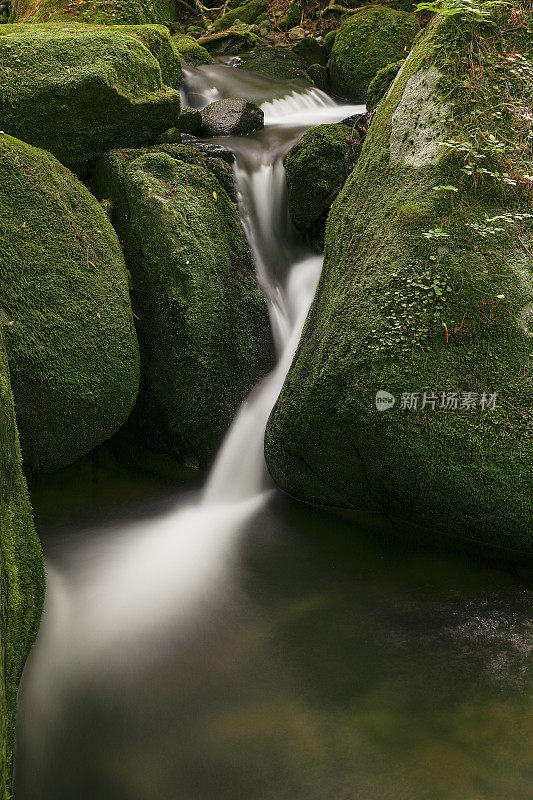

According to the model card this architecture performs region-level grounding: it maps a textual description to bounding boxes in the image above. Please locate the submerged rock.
[0,135,139,472]
[284,123,360,249]
[330,6,420,100]
[92,144,273,469]
[200,98,264,136]
[0,336,44,795]
[0,24,182,175]
[266,12,533,553]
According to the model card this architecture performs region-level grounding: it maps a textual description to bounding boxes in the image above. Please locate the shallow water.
[15,63,533,800]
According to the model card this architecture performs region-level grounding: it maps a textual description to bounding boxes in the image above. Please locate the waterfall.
[16,67,365,784]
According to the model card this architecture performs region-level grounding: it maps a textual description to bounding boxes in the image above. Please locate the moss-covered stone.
[330,6,420,100]
[12,0,177,25]
[0,24,182,175]
[236,46,312,83]
[0,335,44,795]
[284,123,358,249]
[211,0,266,32]
[366,59,404,108]
[92,144,274,469]
[307,62,331,93]
[265,9,533,554]
[0,135,139,473]
[324,28,337,56]
[174,33,212,65]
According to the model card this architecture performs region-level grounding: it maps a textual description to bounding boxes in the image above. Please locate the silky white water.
[19,67,364,719]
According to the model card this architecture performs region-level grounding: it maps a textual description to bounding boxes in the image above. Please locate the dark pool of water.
[15,452,533,800]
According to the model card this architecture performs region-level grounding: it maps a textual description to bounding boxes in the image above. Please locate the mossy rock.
[211,0,266,32]
[91,145,274,469]
[284,123,355,249]
[307,62,331,93]
[278,3,300,30]
[174,33,212,65]
[366,59,404,109]
[236,46,312,83]
[0,135,139,472]
[324,28,337,56]
[12,0,178,25]
[0,24,182,175]
[265,13,533,554]
[0,334,44,794]
[330,6,420,100]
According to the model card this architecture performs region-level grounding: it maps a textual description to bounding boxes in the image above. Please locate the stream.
[15,63,533,800]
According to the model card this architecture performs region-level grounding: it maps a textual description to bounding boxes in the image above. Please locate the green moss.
[92,145,274,468]
[174,33,212,65]
[265,8,533,554]
[0,23,182,175]
[0,135,139,472]
[324,28,337,56]
[0,334,44,797]
[366,59,404,109]
[211,0,266,32]
[284,123,355,249]
[236,46,312,83]
[330,6,420,100]
[12,0,178,25]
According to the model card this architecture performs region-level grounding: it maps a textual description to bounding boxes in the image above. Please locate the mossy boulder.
[292,36,326,69]
[0,335,44,794]
[12,0,178,24]
[174,33,212,65]
[330,6,420,100]
[92,145,274,469]
[366,59,404,108]
[211,0,266,32]
[324,28,337,56]
[284,123,357,249]
[0,135,139,473]
[0,24,182,175]
[265,10,533,554]
[236,46,312,83]
[307,62,331,93]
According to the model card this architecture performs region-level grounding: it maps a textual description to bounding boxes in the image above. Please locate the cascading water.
[15,63,533,800]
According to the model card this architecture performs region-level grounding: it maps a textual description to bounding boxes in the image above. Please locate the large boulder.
[92,145,274,469]
[0,335,44,794]
[265,10,533,554]
[200,98,264,136]
[284,123,359,249]
[366,59,404,109]
[0,136,139,472]
[0,24,182,175]
[330,7,420,100]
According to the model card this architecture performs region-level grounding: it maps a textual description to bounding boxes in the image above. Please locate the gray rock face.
[389,66,450,167]
[200,98,264,136]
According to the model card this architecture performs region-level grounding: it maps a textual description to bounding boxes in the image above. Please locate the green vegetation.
[0,135,139,472]
[92,144,273,469]
[0,24,182,175]
[0,335,44,798]
[278,3,300,29]
[265,3,533,554]
[284,123,356,249]
[211,0,266,32]
[11,0,177,25]
[366,59,404,108]
[174,33,212,64]
[330,6,420,100]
